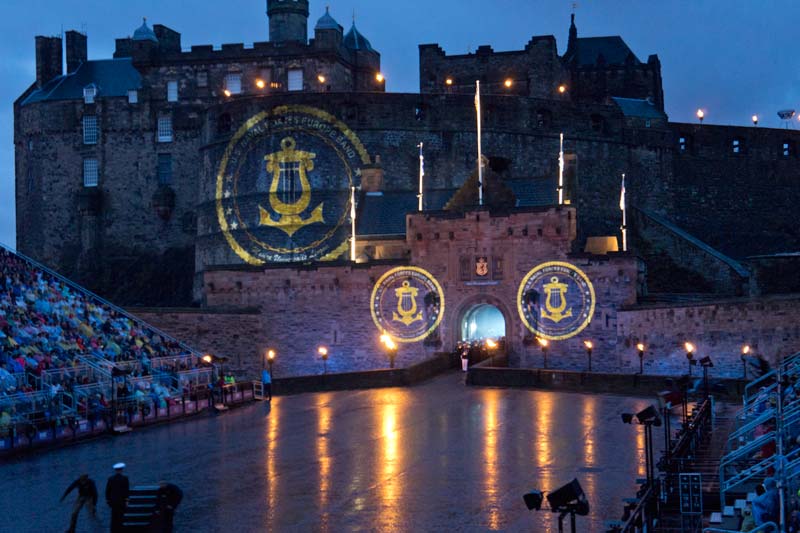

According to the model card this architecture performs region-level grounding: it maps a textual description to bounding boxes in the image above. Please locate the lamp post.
[318,346,329,374]
[380,334,398,369]
[267,349,275,377]
[741,344,751,379]
[752,114,759,126]
[684,342,696,376]
[583,340,593,372]
[537,338,549,369]
[696,109,704,124]
[637,343,646,375]
[485,338,498,366]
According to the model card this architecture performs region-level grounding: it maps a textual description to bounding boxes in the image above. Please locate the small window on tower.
[83,158,99,187]
[167,81,178,102]
[678,136,687,153]
[197,71,208,88]
[157,116,173,143]
[224,73,242,95]
[128,90,138,104]
[82,115,98,145]
[157,154,173,184]
[782,141,793,158]
[288,69,303,91]
[732,138,742,154]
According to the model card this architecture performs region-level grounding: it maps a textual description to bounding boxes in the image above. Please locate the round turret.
[267,0,309,43]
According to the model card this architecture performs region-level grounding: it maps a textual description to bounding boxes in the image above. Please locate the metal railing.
[704,522,777,533]
[606,482,659,532]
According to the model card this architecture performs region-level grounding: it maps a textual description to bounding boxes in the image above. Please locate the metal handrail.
[704,522,777,533]
[0,242,203,359]
[611,482,658,532]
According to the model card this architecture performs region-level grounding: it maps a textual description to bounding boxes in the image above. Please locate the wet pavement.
[1,372,661,532]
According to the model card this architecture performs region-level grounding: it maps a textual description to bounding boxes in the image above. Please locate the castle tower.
[267,0,309,43]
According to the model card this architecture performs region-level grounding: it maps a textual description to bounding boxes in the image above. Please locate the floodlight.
[699,356,714,368]
[522,490,543,510]
[546,478,590,515]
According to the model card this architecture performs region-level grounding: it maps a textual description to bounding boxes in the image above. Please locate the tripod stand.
[557,509,577,533]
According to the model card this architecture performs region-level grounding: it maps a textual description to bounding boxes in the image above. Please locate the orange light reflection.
[266,399,279,519]
[317,395,332,529]
[484,390,501,530]
[378,391,404,530]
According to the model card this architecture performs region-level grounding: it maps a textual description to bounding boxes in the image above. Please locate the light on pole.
[741,344,751,379]
[318,346,329,374]
[684,342,695,376]
[696,109,704,124]
[267,349,275,377]
[485,338,498,366]
[637,343,646,374]
[537,338,549,369]
[380,334,398,369]
[583,340,593,371]
[752,114,758,126]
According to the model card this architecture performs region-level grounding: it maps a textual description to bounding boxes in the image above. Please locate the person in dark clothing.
[60,473,98,533]
[105,463,130,533]
[155,481,184,532]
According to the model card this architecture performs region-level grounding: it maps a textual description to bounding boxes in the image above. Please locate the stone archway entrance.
[460,303,507,342]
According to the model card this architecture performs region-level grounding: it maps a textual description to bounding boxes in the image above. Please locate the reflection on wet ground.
[1,372,660,532]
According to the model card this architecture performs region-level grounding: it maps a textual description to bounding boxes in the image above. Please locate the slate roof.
[505,179,557,207]
[315,7,341,31]
[343,23,374,52]
[612,97,666,119]
[357,190,455,236]
[568,36,640,66]
[21,59,142,106]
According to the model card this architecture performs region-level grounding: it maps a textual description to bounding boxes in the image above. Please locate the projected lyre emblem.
[259,136,324,237]
[392,281,423,326]
[541,276,573,323]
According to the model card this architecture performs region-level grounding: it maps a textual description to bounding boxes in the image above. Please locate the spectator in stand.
[60,473,98,533]
[752,478,779,526]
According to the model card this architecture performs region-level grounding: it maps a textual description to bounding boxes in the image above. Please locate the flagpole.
[475,80,483,206]
[620,173,627,252]
[417,142,424,211]
[350,185,357,261]
[558,132,564,205]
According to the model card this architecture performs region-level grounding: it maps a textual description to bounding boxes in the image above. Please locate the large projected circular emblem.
[371,267,445,343]
[216,105,371,264]
[517,261,596,341]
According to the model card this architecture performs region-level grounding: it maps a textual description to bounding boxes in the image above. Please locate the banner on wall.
[517,261,596,341]
[370,266,445,343]
[215,105,371,265]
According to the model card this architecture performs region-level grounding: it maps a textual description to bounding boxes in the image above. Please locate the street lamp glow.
[267,349,276,361]
[202,354,213,364]
[375,72,384,83]
[636,343,645,352]
[503,78,513,88]
[696,109,704,123]
[485,338,498,349]
[742,344,751,355]
[584,340,593,350]
[380,334,397,351]
[223,89,232,97]
[317,74,326,83]
[558,84,567,94]
[318,346,328,357]
[684,342,695,354]
[255,78,266,89]
[537,337,549,348]
[445,77,453,86]
[752,114,759,126]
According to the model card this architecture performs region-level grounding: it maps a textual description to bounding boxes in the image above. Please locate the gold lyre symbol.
[541,276,573,323]
[392,281,423,326]
[259,137,325,236]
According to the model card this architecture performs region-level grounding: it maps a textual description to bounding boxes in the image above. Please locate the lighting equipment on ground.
[583,340,593,372]
[621,405,661,487]
[637,343,645,374]
[537,337,549,369]
[523,478,589,533]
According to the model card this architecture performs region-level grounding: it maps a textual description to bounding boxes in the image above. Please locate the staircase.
[122,485,160,531]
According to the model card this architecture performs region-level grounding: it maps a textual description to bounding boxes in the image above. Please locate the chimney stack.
[65,30,87,73]
[35,35,63,88]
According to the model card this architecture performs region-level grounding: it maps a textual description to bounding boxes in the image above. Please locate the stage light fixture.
[546,478,590,516]
[523,490,543,510]
[699,356,714,367]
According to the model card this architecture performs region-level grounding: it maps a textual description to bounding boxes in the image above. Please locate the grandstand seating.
[0,245,215,440]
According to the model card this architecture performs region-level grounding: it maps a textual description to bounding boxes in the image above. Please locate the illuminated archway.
[460,303,506,342]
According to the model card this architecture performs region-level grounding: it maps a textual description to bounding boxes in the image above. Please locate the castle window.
[83,85,96,104]
[157,116,173,143]
[678,135,690,153]
[536,109,552,129]
[783,141,793,158]
[82,115,98,145]
[590,114,605,133]
[157,154,173,184]
[645,119,651,128]
[732,138,742,154]
[83,158,98,187]
[288,69,303,91]
[224,73,242,95]
[459,256,471,281]
[127,90,138,104]
[197,71,208,88]
[167,81,178,102]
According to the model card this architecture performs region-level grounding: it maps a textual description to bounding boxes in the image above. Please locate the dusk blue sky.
[1,0,798,249]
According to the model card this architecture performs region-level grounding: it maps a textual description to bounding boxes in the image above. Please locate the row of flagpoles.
[350,80,629,260]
